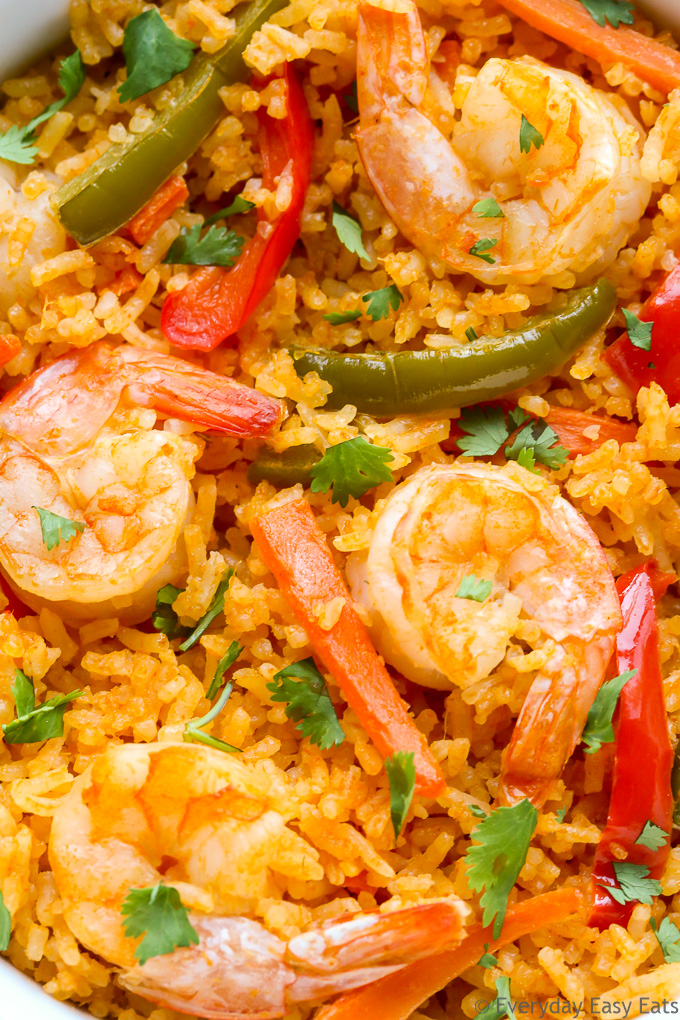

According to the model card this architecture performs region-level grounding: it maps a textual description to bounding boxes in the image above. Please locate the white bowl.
[0,0,679,1017]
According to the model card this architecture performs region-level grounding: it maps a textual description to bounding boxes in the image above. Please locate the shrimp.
[0,162,66,314]
[0,342,282,621]
[347,462,622,806]
[49,742,468,1018]
[356,0,651,287]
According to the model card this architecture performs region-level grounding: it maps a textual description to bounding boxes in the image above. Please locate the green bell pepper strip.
[290,280,616,416]
[54,0,286,246]
[247,444,319,487]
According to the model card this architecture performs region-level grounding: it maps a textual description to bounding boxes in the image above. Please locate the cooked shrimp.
[347,462,621,806]
[0,342,282,621]
[356,0,651,286]
[49,742,468,1018]
[0,163,66,314]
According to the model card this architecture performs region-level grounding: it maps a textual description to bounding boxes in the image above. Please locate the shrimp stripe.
[496,0,680,93]
[250,497,446,798]
[314,887,584,1020]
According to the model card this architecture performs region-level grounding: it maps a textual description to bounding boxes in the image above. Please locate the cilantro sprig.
[206,641,243,701]
[386,751,416,841]
[623,308,653,352]
[121,884,199,965]
[2,669,83,745]
[118,9,196,103]
[477,975,516,1020]
[576,0,635,28]
[204,194,255,226]
[651,917,680,963]
[0,50,86,165]
[635,820,669,852]
[310,436,394,507]
[332,201,369,260]
[478,944,498,969]
[581,669,636,754]
[164,223,245,267]
[457,404,568,471]
[151,573,234,650]
[469,238,498,264]
[456,574,492,602]
[519,115,545,154]
[34,506,85,551]
[267,658,345,750]
[184,679,241,754]
[324,309,362,325]
[604,862,662,906]
[324,284,403,325]
[466,799,538,939]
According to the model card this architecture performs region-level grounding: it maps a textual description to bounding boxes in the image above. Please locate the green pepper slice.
[291,280,616,416]
[55,0,286,246]
[247,444,319,487]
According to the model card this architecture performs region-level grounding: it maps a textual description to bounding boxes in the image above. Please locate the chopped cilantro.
[478,944,498,969]
[362,284,403,321]
[0,890,9,951]
[469,238,498,264]
[324,309,362,325]
[118,9,196,103]
[33,506,86,551]
[456,574,492,602]
[332,201,369,260]
[164,223,245,266]
[267,657,345,750]
[179,573,234,652]
[651,917,680,963]
[184,678,240,754]
[581,669,636,754]
[470,804,488,819]
[623,308,653,352]
[473,198,504,219]
[477,975,516,1020]
[121,884,199,965]
[605,861,662,906]
[3,669,83,745]
[206,641,243,701]
[576,0,635,28]
[152,584,187,640]
[309,436,394,508]
[458,405,509,457]
[203,195,254,226]
[386,750,416,841]
[465,327,478,342]
[635,820,668,852]
[466,799,538,939]
[556,807,567,823]
[519,115,545,154]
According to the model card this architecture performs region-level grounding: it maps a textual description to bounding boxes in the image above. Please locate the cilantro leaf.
[33,506,85,551]
[3,674,83,745]
[0,124,38,165]
[0,890,10,951]
[473,198,504,219]
[152,584,187,640]
[635,820,669,852]
[605,862,662,906]
[184,678,241,754]
[577,0,635,28]
[324,309,362,325]
[203,195,255,226]
[457,405,510,457]
[206,641,243,701]
[344,81,358,114]
[121,884,199,965]
[519,115,545,154]
[386,750,416,840]
[651,917,680,963]
[310,436,394,508]
[581,669,636,754]
[478,944,498,969]
[118,9,196,103]
[470,804,488,819]
[456,574,492,602]
[332,201,369,260]
[477,975,516,1020]
[58,50,87,104]
[164,223,245,267]
[268,658,344,750]
[465,327,478,342]
[466,799,538,939]
[469,238,498,264]
[361,284,403,321]
[556,807,567,823]
[623,308,653,352]
[516,447,536,472]
[179,572,234,652]
[505,421,568,471]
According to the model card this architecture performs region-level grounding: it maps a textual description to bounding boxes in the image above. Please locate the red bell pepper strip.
[128,175,190,247]
[250,497,446,798]
[589,565,673,930]
[161,64,314,350]
[604,266,680,404]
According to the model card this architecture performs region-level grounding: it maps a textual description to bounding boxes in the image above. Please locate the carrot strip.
[128,175,190,246]
[315,887,583,1020]
[250,498,446,798]
[0,334,21,367]
[109,264,144,297]
[543,407,637,457]
[495,0,680,93]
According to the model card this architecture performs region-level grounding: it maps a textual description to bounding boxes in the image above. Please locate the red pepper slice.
[161,64,314,350]
[589,565,673,929]
[603,266,680,404]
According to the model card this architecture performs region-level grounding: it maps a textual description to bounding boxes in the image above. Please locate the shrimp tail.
[120,901,468,1019]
